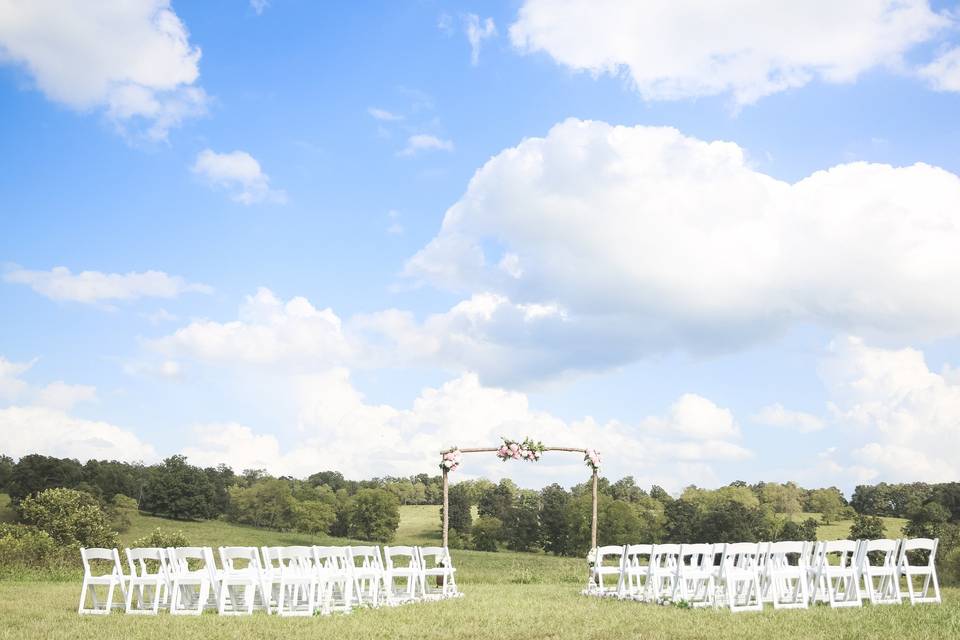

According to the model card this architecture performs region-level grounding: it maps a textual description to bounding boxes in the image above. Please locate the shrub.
[346,489,400,542]
[849,514,886,540]
[0,523,78,576]
[130,527,190,549]
[107,494,138,533]
[472,516,502,552]
[17,488,117,547]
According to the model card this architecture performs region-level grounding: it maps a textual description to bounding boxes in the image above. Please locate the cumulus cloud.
[464,14,496,65]
[0,405,155,462]
[33,381,97,411]
[753,403,825,433]
[192,149,287,205]
[153,287,352,368]
[250,0,269,15]
[0,356,33,401]
[404,119,960,380]
[399,134,454,156]
[0,0,208,140]
[509,0,950,105]
[919,46,960,92]
[176,369,747,487]
[4,266,212,304]
[821,336,960,482]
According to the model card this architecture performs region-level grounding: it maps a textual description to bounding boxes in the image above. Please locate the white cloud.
[509,0,950,105]
[250,0,269,15]
[642,393,740,440]
[753,403,825,433]
[405,119,960,379]
[399,134,454,156]
[0,0,208,140]
[0,405,155,462]
[153,287,352,367]
[464,14,496,66]
[0,356,33,401]
[192,149,287,205]
[4,266,212,304]
[33,381,97,411]
[367,107,403,121]
[820,336,960,482]
[176,369,747,488]
[919,46,960,92]
[123,359,182,379]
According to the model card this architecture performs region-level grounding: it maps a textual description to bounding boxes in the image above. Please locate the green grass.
[2,500,958,639]
[791,512,910,541]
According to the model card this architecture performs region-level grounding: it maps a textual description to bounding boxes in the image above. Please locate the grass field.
[1,500,955,639]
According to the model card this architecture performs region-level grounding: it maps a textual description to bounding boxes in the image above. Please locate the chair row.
[79,544,460,616]
[585,538,940,612]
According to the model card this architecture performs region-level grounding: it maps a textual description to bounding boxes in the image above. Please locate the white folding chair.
[313,546,353,613]
[348,546,386,608]
[765,541,810,609]
[167,547,212,615]
[124,547,169,615]
[383,546,422,604]
[274,546,318,616]
[588,545,625,597]
[676,543,718,607]
[260,546,283,614]
[620,544,653,601]
[857,539,901,605]
[819,540,862,608]
[719,543,763,612]
[78,548,126,615]
[898,538,941,605]
[419,546,460,600]
[649,544,681,601]
[217,546,269,615]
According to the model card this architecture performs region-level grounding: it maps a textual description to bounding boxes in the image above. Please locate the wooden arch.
[440,446,600,550]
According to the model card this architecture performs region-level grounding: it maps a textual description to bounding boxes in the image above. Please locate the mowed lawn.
[1,502,956,639]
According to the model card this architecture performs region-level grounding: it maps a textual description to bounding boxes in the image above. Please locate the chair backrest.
[624,544,653,568]
[767,540,807,567]
[219,546,262,574]
[125,547,167,578]
[861,539,898,567]
[260,546,282,573]
[80,547,123,577]
[314,546,351,573]
[384,546,418,570]
[166,547,208,576]
[277,546,315,573]
[418,546,452,569]
[651,544,681,570]
[348,545,384,570]
[822,540,858,568]
[596,545,625,568]
[679,543,713,569]
[722,542,761,571]
[900,538,938,567]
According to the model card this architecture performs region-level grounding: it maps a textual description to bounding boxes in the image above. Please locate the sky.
[1,0,960,495]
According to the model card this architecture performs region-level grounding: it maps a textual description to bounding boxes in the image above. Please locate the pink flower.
[509,443,519,453]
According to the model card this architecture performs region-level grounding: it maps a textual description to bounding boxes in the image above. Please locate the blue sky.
[2,1,960,493]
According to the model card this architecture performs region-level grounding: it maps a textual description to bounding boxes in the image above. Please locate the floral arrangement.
[440,448,462,472]
[584,448,601,472]
[496,437,545,462]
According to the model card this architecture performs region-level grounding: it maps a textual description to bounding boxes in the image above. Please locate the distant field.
[790,512,909,541]
[1,497,956,640]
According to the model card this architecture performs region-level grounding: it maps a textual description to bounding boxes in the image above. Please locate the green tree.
[610,476,647,503]
[17,488,117,547]
[227,478,299,530]
[140,456,218,520]
[849,514,886,540]
[540,484,572,555]
[107,494,138,533]
[650,485,673,506]
[760,482,804,515]
[347,488,400,542]
[471,516,502,552]
[292,499,337,534]
[808,488,846,524]
[478,478,516,521]
[8,454,84,503]
[503,490,540,552]
[0,454,16,491]
[444,483,473,533]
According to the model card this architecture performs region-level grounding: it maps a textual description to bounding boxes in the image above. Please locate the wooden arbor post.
[440,446,598,550]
